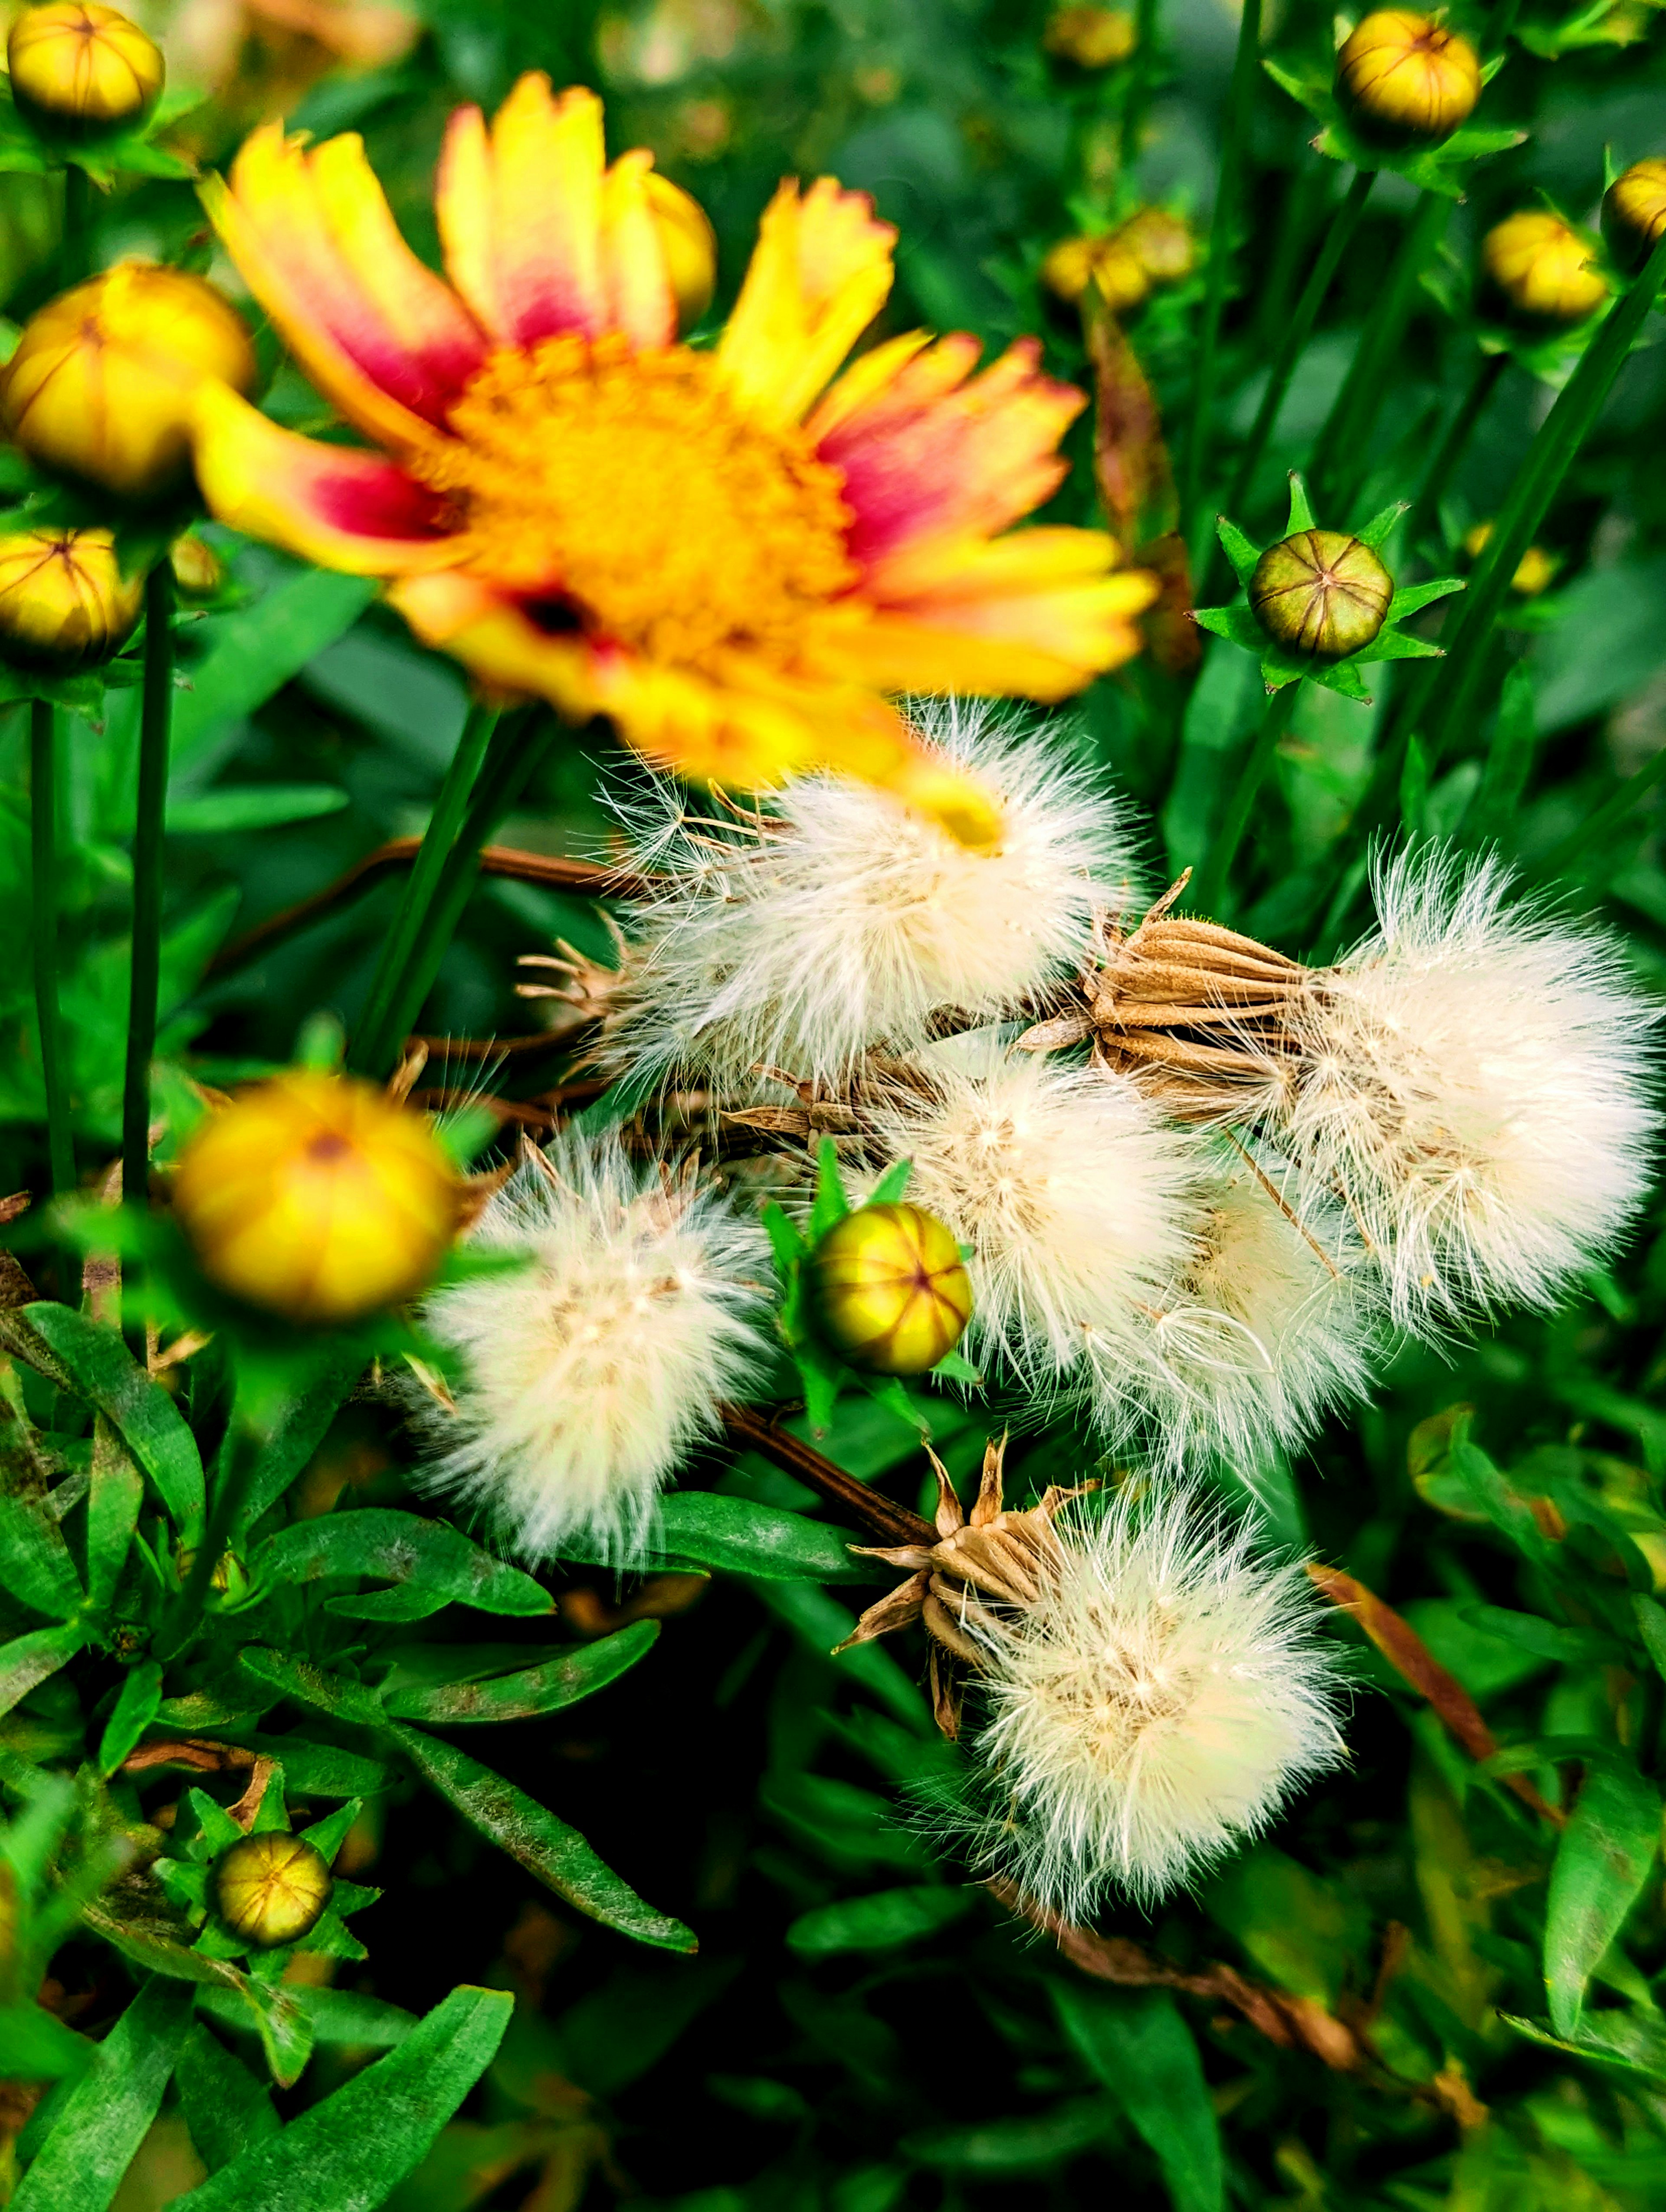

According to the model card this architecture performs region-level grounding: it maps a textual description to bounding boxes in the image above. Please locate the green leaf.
[256,1509,551,1621]
[11,1977,192,2212]
[786,1886,973,1957]
[1634,1594,1666,1682]
[18,1307,204,1529]
[868,1159,912,1205]
[171,1985,513,2212]
[166,785,349,836]
[1457,1605,1616,1665]
[97,1659,161,1775]
[288,1986,418,2048]
[1053,1983,1224,2212]
[1214,514,1262,586]
[752,1582,933,1734]
[1502,2005,1666,2082]
[175,2022,279,2176]
[382,1621,659,1723]
[1355,499,1408,550]
[1284,474,1316,533]
[550,1958,739,2097]
[244,1737,389,1798]
[162,571,379,777]
[0,1495,81,1623]
[0,1627,84,1721]
[656,1493,868,1582]
[241,1347,364,1527]
[1190,604,1266,651]
[0,2005,90,2083]
[761,1774,931,1873]
[902,2097,1118,2173]
[236,1649,386,1729]
[810,1138,852,1240]
[1545,1763,1661,2036]
[1384,575,1465,619]
[85,1419,142,1619]
[188,1981,315,2088]
[391,1725,696,1953]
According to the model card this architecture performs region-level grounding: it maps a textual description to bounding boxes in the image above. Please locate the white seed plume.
[959,1486,1345,1916]
[602,698,1141,1097]
[1281,851,1659,1328]
[413,1133,769,1560]
[1115,1146,1382,1472]
[864,1039,1200,1427]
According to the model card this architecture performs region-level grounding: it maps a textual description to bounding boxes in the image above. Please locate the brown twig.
[721,1404,933,1548]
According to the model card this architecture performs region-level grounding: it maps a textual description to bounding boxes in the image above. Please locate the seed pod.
[2,263,257,503]
[1249,529,1393,658]
[215,1832,332,1949]
[1335,10,1479,148]
[1481,211,1608,330]
[171,1070,459,1325]
[643,171,717,332]
[1602,158,1666,272]
[8,3,163,137]
[1043,4,1138,66]
[809,1203,973,1375]
[0,528,141,669]
[169,532,224,599]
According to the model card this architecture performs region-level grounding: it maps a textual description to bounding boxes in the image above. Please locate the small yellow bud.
[7,3,163,136]
[1602,158,1666,272]
[168,532,223,599]
[1250,529,1392,658]
[173,1543,249,1601]
[214,1831,332,1949]
[808,1203,973,1376]
[1461,520,1555,596]
[1041,236,1098,303]
[644,170,717,333]
[1481,211,1608,330]
[1042,234,1149,312]
[2,262,257,503]
[1043,4,1138,67]
[0,527,141,668]
[1335,10,1479,148]
[171,1070,459,1326]
[1116,206,1195,285]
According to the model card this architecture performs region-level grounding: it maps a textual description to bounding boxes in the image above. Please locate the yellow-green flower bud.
[1116,207,1195,285]
[1043,4,1137,66]
[171,1070,459,1325]
[173,1543,249,1602]
[1481,211,1608,330]
[1250,529,1392,658]
[808,1203,973,1375]
[643,170,717,333]
[1335,10,1479,148]
[1462,520,1556,596]
[215,1831,332,1949]
[7,3,162,137]
[0,527,141,669]
[169,532,223,599]
[2,262,257,503]
[1042,234,1150,312]
[1602,158,1666,272]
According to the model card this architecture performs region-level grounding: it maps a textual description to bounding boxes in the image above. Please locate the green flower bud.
[1602,159,1666,273]
[1335,9,1479,149]
[215,1831,332,1948]
[1249,529,1392,658]
[808,1203,973,1376]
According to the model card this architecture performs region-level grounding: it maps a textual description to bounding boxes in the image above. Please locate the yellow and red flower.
[190,74,1156,848]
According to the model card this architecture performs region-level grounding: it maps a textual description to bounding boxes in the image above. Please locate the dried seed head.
[1250,530,1392,659]
[215,1832,333,1949]
[1602,158,1666,272]
[1481,211,1607,330]
[809,1202,972,1375]
[1335,10,1479,148]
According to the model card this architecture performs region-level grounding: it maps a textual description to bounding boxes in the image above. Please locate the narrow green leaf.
[166,785,349,835]
[1633,1594,1666,1682]
[0,1496,81,1623]
[1384,574,1464,618]
[0,2006,89,2083]
[171,1985,513,2212]
[392,1724,695,1953]
[0,1627,84,1721]
[1458,1605,1616,1663]
[98,1659,162,1775]
[289,1986,418,2048]
[787,1887,973,1957]
[810,1138,851,1239]
[1053,1982,1224,2212]
[236,1648,386,1728]
[1355,497,1408,550]
[12,1977,192,2212]
[868,1159,913,1204]
[19,1307,204,1528]
[551,1958,739,2097]
[189,1982,315,2088]
[1214,514,1262,585]
[1545,1763,1661,2036]
[166,571,379,776]
[761,1774,931,1872]
[244,1737,389,1798]
[902,2097,1117,2173]
[656,1494,868,1583]
[85,1418,142,1619]
[256,1509,551,1620]
[751,1582,933,1734]
[175,2022,278,2176]
[1284,472,1316,533]
[382,1621,659,1723]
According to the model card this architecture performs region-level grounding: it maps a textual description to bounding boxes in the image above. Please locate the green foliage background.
[3,0,1666,2204]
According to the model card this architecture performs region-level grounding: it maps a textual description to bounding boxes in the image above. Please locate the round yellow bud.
[644,170,717,333]
[1043,4,1138,67]
[7,3,163,136]
[1042,234,1149,312]
[1335,10,1479,148]
[1602,158,1666,272]
[1250,529,1392,658]
[171,1070,459,1326]
[1481,211,1608,330]
[1041,236,1098,303]
[1462,520,1555,596]
[0,527,141,668]
[808,1203,973,1376]
[3,263,257,503]
[1116,206,1195,285]
[168,532,223,599]
[214,1832,332,1949]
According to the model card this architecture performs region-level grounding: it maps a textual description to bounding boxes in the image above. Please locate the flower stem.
[121,563,173,1229]
[1180,0,1263,553]
[1404,349,1507,560]
[61,161,92,284]
[1191,679,1303,914]
[1420,230,1666,769]
[1120,0,1161,169]
[158,1416,259,1662]
[1225,167,1375,524]
[349,701,499,1077]
[1309,190,1450,519]
[30,699,73,1198]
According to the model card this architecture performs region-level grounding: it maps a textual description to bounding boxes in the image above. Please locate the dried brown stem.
[720,1404,933,1547]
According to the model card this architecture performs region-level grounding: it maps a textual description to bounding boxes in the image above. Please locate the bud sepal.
[1191,474,1464,703]
[1264,43,1520,196]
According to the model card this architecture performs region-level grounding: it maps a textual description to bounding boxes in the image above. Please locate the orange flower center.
[415,333,857,670]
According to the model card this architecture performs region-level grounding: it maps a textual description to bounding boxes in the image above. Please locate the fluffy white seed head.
[863,1040,1201,1423]
[958,1486,1346,1916]
[1283,851,1659,1329]
[602,699,1141,1098]
[413,1134,770,1561]
[1113,1146,1383,1472]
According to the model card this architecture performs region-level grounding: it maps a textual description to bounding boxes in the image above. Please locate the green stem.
[61,162,92,285]
[157,1418,258,1662]
[30,699,73,1198]
[348,701,498,1076]
[1180,0,1263,553]
[1534,746,1666,880]
[1191,680,1303,913]
[1119,0,1161,169]
[121,564,173,1230]
[1309,191,1450,519]
[1226,168,1375,522]
[1404,350,1507,560]
[1423,229,1666,767]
